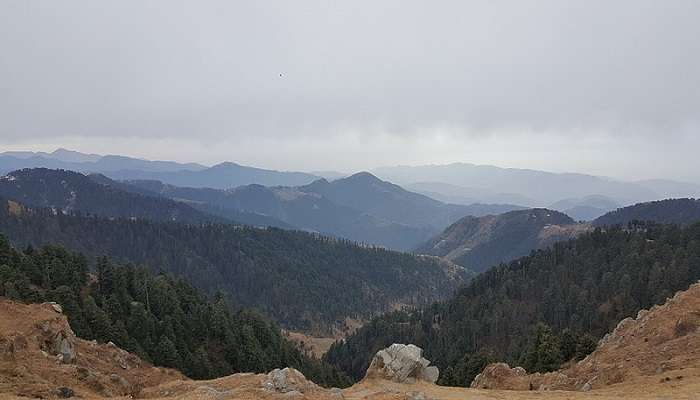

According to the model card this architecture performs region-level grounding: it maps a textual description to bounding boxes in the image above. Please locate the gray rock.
[55,387,74,398]
[46,302,63,313]
[364,344,439,384]
[420,366,440,383]
[52,332,75,364]
[581,382,592,392]
[109,373,131,392]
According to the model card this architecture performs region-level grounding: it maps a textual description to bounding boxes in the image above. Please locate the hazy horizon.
[4,146,700,186]
[2,1,699,181]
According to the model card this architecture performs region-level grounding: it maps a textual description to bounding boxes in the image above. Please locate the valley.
[0,198,470,333]
[1,153,700,399]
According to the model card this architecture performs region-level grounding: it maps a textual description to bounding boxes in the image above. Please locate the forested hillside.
[93,176,295,229]
[124,179,432,250]
[128,173,522,251]
[300,172,521,231]
[593,198,700,227]
[0,235,349,387]
[0,169,219,224]
[0,198,469,333]
[325,222,700,385]
[415,208,586,272]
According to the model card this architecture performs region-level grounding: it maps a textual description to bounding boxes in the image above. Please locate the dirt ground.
[284,330,337,358]
[32,368,697,400]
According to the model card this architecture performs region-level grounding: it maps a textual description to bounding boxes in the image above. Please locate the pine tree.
[96,256,114,297]
[519,324,562,373]
[154,336,182,369]
[559,328,577,361]
[575,334,597,361]
[83,295,113,342]
[191,346,214,379]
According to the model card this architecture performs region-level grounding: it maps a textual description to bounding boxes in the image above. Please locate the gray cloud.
[1,0,699,179]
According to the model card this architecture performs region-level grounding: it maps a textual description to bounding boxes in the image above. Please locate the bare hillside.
[0,299,181,398]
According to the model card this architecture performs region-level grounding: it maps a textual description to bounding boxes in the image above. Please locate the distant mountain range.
[126,172,522,250]
[0,149,318,189]
[0,148,207,174]
[2,148,103,163]
[6,149,700,216]
[105,162,321,189]
[547,195,620,221]
[406,181,537,207]
[373,163,700,208]
[0,167,521,250]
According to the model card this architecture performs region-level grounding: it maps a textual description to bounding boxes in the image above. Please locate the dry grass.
[283,330,337,358]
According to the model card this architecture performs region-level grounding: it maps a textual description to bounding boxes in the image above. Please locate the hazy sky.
[1,1,699,181]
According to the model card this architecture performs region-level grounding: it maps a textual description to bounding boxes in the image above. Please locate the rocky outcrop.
[471,363,529,390]
[32,303,79,364]
[0,298,181,399]
[262,367,319,394]
[471,362,593,391]
[364,344,439,384]
[51,330,76,363]
[45,301,63,314]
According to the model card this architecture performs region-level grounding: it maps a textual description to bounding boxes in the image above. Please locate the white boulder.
[364,344,439,384]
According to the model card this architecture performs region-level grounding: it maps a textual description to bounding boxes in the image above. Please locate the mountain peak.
[344,171,383,183]
[212,161,242,169]
[50,148,102,163]
[51,147,96,156]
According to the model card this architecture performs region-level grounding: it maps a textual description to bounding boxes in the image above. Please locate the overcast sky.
[1,0,699,181]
